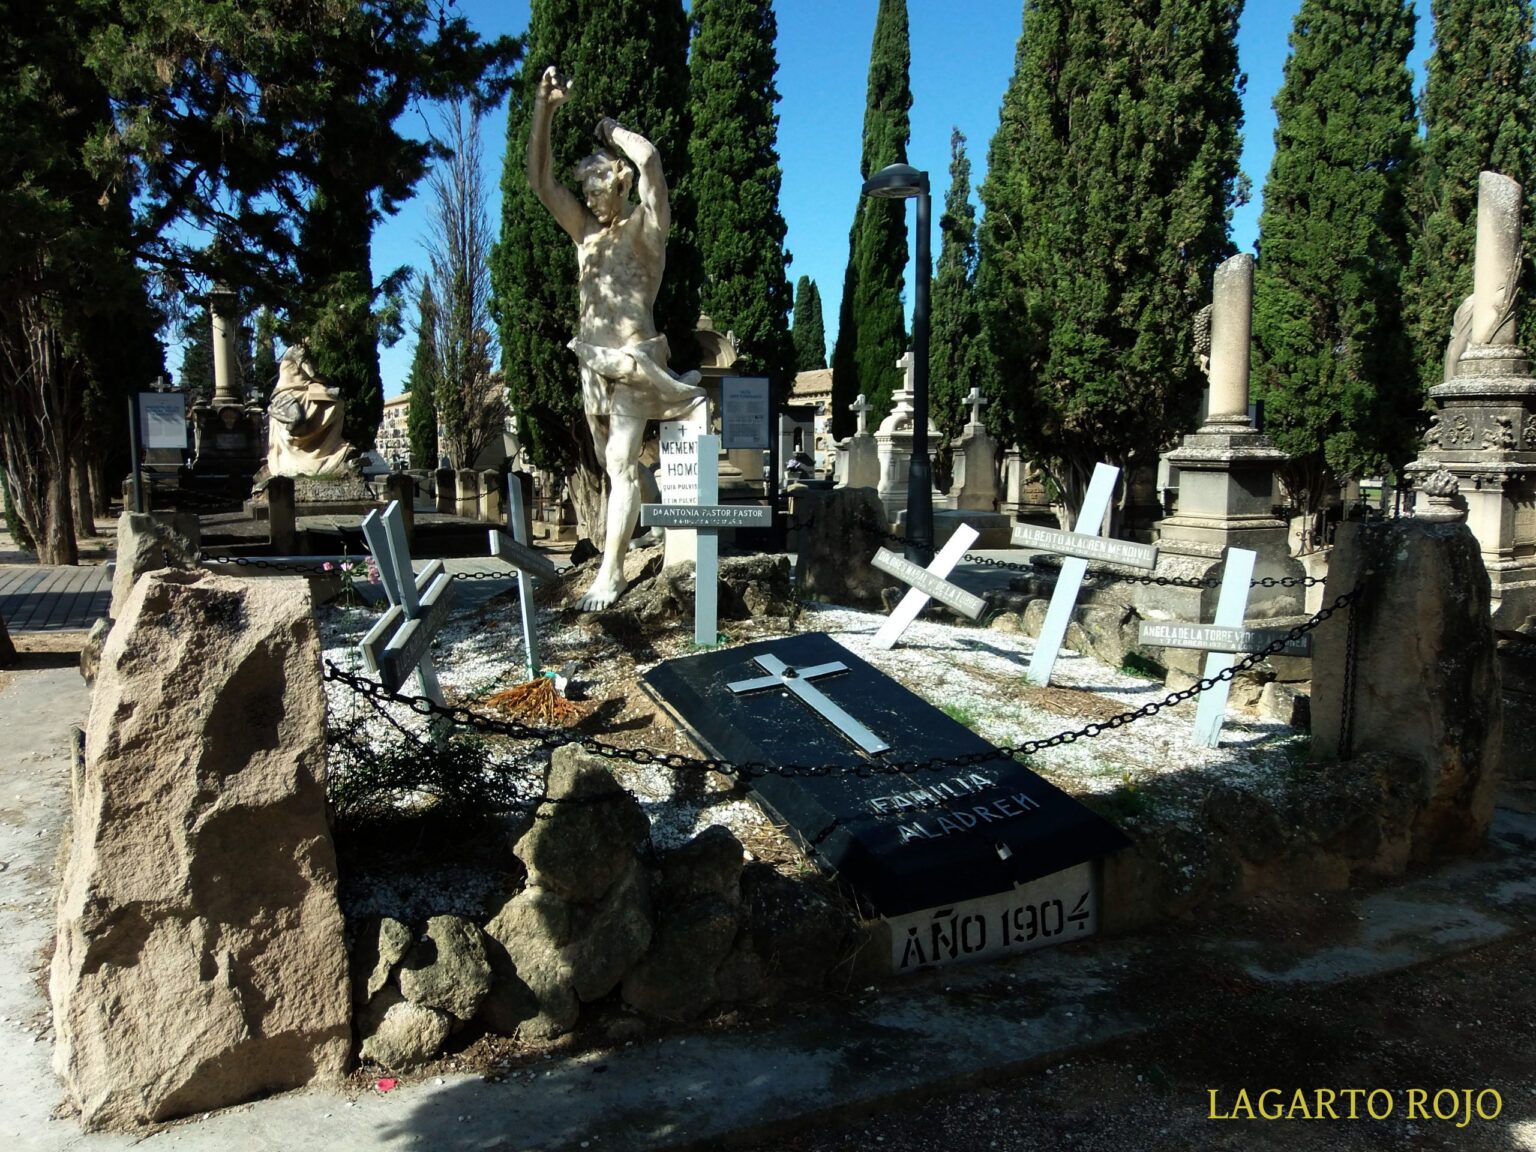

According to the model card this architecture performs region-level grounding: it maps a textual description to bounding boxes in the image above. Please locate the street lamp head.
[862,163,928,200]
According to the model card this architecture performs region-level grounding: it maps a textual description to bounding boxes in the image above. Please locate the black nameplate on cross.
[640,632,1130,917]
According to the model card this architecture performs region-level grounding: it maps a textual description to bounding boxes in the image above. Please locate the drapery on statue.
[527,65,706,610]
[266,345,354,478]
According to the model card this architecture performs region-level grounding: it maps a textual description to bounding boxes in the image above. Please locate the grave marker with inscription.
[488,475,560,681]
[359,502,455,703]
[870,524,986,649]
[641,633,1130,971]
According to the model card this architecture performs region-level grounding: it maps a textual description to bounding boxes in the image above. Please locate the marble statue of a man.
[266,345,353,477]
[527,65,706,610]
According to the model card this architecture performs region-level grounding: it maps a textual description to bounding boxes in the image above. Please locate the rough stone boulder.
[51,570,350,1130]
[1312,519,1502,857]
[591,554,795,635]
[484,746,654,1040]
[623,824,745,1020]
[357,988,451,1071]
[79,617,111,684]
[397,915,492,1024]
[109,511,199,619]
[792,487,893,608]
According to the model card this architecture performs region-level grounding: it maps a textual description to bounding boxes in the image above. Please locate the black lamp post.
[862,162,932,563]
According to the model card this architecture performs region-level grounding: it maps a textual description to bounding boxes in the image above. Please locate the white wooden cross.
[727,652,890,756]
[850,393,872,435]
[963,387,987,428]
[488,475,560,682]
[870,524,985,649]
[640,432,771,647]
[360,501,455,703]
[1015,462,1159,687]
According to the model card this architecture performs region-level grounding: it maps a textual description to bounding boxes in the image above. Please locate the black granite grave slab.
[640,632,1131,917]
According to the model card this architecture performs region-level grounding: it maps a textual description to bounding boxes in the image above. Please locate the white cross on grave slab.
[1135,547,1259,746]
[870,524,986,649]
[727,651,890,756]
[963,386,987,428]
[640,432,772,647]
[359,501,456,704]
[488,475,560,682]
[1012,463,1158,686]
[851,393,872,435]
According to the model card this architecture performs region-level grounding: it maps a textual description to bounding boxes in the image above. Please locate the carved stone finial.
[1415,469,1466,522]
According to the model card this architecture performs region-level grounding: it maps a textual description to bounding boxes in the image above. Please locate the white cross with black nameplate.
[359,501,455,703]
[640,432,772,647]
[488,475,559,682]
[727,652,890,756]
[870,524,985,649]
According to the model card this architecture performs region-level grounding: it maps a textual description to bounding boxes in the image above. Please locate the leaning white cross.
[727,652,890,756]
[488,475,560,682]
[1011,462,1159,686]
[359,501,455,704]
[1134,548,1312,746]
[870,524,986,649]
[639,432,772,647]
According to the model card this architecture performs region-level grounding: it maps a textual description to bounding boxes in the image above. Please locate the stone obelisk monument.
[1408,171,1536,623]
[1155,253,1303,617]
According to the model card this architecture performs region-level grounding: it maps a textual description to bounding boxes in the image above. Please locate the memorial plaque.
[640,504,773,529]
[1139,621,1311,657]
[721,376,770,450]
[641,632,1130,921]
[871,547,987,621]
[1010,524,1158,570]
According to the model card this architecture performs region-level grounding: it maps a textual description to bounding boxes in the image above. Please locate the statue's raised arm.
[526,66,592,243]
[595,117,669,245]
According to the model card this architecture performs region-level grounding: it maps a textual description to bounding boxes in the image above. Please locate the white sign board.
[659,409,708,505]
[139,392,188,450]
[721,376,770,450]
[887,861,1096,972]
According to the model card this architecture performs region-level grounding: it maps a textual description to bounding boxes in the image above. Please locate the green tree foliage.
[930,128,987,482]
[491,0,695,539]
[1252,0,1419,517]
[0,0,161,563]
[975,0,1245,518]
[792,276,827,370]
[406,278,441,469]
[829,0,911,438]
[1405,0,1536,395]
[688,0,795,385]
[251,306,280,399]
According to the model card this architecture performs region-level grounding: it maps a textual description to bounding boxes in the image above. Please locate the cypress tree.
[930,128,986,468]
[792,276,827,370]
[251,306,280,399]
[688,0,795,385]
[829,0,911,438]
[491,0,696,541]
[406,278,441,470]
[1404,0,1536,395]
[1251,0,1419,518]
[975,0,1244,516]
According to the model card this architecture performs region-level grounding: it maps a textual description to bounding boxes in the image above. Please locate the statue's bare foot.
[629,527,662,550]
[575,572,627,611]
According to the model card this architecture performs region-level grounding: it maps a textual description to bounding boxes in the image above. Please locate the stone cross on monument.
[963,387,987,429]
[851,394,872,435]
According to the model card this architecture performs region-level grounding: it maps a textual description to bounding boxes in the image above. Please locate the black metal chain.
[321,585,1359,780]
[880,530,1327,591]
[200,554,526,581]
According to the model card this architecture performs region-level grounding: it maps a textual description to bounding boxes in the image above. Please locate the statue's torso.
[575,208,664,349]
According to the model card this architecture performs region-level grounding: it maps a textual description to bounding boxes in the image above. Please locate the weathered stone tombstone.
[1011,463,1157,685]
[870,523,987,649]
[640,432,772,647]
[360,501,455,703]
[642,633,1130,972]
[836,393,880,490]
[488,474,560,681]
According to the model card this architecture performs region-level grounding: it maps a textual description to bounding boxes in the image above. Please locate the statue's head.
[573,150,633,226]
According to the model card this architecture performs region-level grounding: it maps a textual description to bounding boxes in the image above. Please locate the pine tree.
[1405,0,1536,395]
[688,0,795,385]
[406,279,441,470]
[1252,0,1419,518]
[976,0,1245,517]
[929,128,986,474]
[792,276,827,370]
[491,0,696,542]
[829,0,911,439]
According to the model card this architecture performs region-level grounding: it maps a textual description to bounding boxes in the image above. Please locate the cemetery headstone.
[489,474,560,681]
[870,523,986,649]
[837,393,880,490]
[1013,463,1157,685]
[658,405,711,568]
[360,501,455,703]
[640,432,772,646]
[641,632,1130,970]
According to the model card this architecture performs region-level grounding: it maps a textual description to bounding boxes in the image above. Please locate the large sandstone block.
[109,511,199,619]
[51,570,350,1130]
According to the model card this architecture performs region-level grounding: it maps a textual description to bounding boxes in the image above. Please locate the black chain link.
[321,585,1359,781]
[201,554,528,581]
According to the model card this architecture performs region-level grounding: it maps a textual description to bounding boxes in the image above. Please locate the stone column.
[1206,255,1253,423]
[266,476,296,553]
[384,473,415,540]
[456,469,482,519]
[209,284,242,407]
[1472,171,1521,346]
[480,469,503,523]
[435,468,456,515]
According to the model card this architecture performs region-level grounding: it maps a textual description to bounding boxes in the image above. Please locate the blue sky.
[356,0,1434,397]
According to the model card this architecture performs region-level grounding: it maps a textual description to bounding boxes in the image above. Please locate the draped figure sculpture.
[526,65,706,610]
[266,344,353,478]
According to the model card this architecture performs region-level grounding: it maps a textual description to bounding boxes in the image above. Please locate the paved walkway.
[0,565,111,632]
